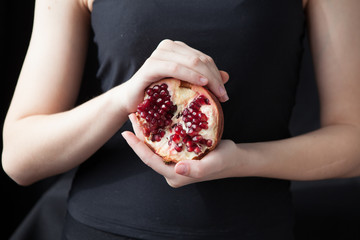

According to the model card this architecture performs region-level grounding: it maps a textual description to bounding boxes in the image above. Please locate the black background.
[1,1,360,239]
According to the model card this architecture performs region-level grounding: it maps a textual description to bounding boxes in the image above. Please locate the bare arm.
[1,0,131,185]
[244,0,360,180]
[122,0,360,187]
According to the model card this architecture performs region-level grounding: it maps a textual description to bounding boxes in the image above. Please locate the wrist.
[232,142,263,178]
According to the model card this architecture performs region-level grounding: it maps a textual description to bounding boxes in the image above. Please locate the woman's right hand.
[120,39,230,114]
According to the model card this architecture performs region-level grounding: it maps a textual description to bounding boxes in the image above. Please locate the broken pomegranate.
[135,78,224,163]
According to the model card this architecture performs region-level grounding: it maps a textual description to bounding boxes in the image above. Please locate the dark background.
[2,1,360,239]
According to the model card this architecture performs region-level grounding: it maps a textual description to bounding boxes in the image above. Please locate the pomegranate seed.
[160,89,168,96]
[175,143,183,152]
[186,122,192,128]
[158,109,165,115]
[192,118,200,125]
[157,119,164,127]
[153,85,160,93]
[150,118,157,125]
[183,135,191,143]
[200,113,208,121]
[180,130,187,138]
[172,134,181,144]
[174,125,182,134]
[166,113,173,120]
[187,145,195,152]
[187,128,197,136]
[199,122,208,129]
[160,104,169,111]
[148,110,155,116]
[143,128,150,137]
[206,139,213,147]
[189,102,200,111]
[145,115,152,122]
[164,100,172,107]
[183,116,191,123]
[164,120,171,126]
[146,88,154,96]
[152,93,159,99]
[160,83,168,90]
[154,134,161,142]
[194,145,202,154]
[153,112,161,119]
[143,99,152,108]
[140,111,147,118]
[159,130,165,137]
[192,135,203,143]
[183,108,189,116]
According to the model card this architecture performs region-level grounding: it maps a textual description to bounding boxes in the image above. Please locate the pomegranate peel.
[135,78,224,163]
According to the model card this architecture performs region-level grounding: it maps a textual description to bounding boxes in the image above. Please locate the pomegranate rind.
[135,78,224,163]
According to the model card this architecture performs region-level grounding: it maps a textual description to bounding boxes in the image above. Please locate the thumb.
[175,160,203,178]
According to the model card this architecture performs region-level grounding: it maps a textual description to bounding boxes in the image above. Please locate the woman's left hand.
[121,114,241,188]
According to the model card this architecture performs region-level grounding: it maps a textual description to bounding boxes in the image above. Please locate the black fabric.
[62,213,138,240]
[67,0,305,239]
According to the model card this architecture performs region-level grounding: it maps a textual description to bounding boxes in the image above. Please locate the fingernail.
[219,86,227,96]
[176,164,188,175]
[221,93,229,102]
[200,77,208,84]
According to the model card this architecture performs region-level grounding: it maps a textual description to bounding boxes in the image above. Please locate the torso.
[68,1,305,239]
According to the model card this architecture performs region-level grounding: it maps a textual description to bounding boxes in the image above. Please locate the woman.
[2,0,360,239]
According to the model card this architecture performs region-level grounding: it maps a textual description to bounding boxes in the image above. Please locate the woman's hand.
[121,114,240,188]
[121,39,229,114]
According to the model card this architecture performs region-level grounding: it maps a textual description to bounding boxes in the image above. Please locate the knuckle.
[189,56,201,67]
[200,55,214,64]
[158,39,173,49]
[167,62,180,73]
[166,178,180,188]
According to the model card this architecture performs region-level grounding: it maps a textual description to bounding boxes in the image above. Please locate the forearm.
[239,124,360,181]
[2,85,129,185]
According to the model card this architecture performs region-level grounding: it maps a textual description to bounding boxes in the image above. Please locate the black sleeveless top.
[68,1,305,239]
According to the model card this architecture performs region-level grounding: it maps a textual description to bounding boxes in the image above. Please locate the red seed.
[146,88,154,96]
[143,128,150,137]
[192,135,203,143]
[152,85,160,93]
[179,130,187,138]
[206,139,213,147]
[200,113,208,122]
[175,143,183,152]
[140,111,147,118]
[154,134,161,142]
[187,128,197,136]
[153,112,161,119]
[194,145,202,154]
[156,98,164,106]
[160,90,168,96]
[174,125,183,134]
[199,122,208,129]
[160,83,168,90]
[172,134,181,144]
[187,145,195,152]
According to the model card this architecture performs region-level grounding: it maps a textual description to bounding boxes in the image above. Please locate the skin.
[2,0,360,189]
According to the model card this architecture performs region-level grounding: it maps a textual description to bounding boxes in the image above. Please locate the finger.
[219,71,229,84]
[128,113,144,139]
[174,153,223,179]
[121,131,169,173]
[141,58,209,86]
[158,41,229,102]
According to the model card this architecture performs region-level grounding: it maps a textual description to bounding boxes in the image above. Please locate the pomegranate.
[135,78,224,163]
